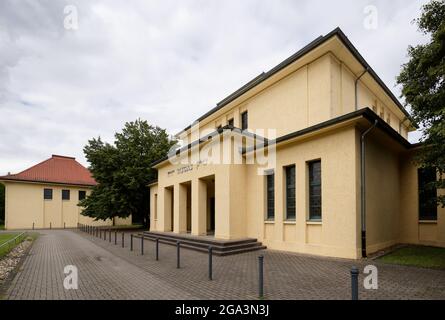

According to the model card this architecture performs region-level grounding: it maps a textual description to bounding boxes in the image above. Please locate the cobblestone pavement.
[5,230,197,300]
[4,229,445,300]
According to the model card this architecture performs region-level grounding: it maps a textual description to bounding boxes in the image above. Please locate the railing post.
[156,238,159,261]
[141,235,144,255]
[50,222,52,230]
[258,255,264,299]
[109,229,112,243]
[122,232,124,248]
[115,231,117,245]
[176,241,181,269]
[32,222,35,230]
[130,234,133,251]
[208,246,213,280]
[351,266,359,300]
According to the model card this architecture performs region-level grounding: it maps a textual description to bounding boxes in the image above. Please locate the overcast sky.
[0,0,430,174]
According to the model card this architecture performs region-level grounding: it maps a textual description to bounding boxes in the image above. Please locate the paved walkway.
[4,230,445,300]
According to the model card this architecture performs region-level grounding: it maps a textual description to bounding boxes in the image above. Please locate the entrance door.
[209,197,215,233]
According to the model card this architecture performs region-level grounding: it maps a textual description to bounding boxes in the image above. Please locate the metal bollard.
[141,235,144,255]
[50,222,52,230]
[258,255,264,299]
[351,266,359,300]
[156,238,159,261]
[208,246,213,280]
[122,232,124,248]
[99,229,102,239]
[32,222,35,230]
[130,234,133,251]
[115,231,117,245]
[177,241,181,269]
[109,229,112,243]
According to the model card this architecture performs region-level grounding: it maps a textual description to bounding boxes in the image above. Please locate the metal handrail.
[0,232,27,251]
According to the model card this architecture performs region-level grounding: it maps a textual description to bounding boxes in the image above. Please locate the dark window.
[241,111,248,131]
[308,161,322,220]
[43,188,53,200]
[418,168,437,221]
[78,191,86,201]
[62,190,70,201]
[228,118,234,127]
[266,172,275,220]
[285,165,296,220]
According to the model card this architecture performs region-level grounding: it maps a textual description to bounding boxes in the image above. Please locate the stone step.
[134,231,266,256]
[143,231,258,247]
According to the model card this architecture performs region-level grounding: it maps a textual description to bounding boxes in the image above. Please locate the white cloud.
[0,0,429,174]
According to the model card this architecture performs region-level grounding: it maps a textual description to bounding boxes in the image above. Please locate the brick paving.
[4,229,445,300]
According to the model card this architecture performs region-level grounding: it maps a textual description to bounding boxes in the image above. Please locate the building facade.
[1,155,130,229]
[149,28,444,259]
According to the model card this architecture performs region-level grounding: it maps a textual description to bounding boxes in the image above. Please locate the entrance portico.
[150,158,247,241]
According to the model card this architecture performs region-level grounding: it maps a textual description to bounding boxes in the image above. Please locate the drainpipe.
[360,119,378,258]
[355,68,369,111]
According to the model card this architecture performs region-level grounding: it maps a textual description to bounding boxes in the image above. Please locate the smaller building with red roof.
[0,155,127,230]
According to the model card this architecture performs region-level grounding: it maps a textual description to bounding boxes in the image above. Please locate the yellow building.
[146,27,444,259]
[0,155,129,229]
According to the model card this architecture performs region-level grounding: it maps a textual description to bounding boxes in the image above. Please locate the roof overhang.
[0,177,96,188]
[151,125,267,169]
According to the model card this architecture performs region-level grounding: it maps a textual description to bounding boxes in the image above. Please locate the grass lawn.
[378,246,445,269]
[0,233,23,258]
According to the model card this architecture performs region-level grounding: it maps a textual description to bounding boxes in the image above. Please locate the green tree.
[80,119,176,227]
[0,183,5,225]
[397,0,445,207]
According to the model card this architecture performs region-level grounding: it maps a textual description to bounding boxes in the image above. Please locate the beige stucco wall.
[151,125,361,258]
[399,151,445,248]
[246,126,360,259]
[3,181,131,229]
[364,133,401,254]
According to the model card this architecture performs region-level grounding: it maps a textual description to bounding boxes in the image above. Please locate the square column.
[160,187,173,232]
[174,183,188,234]
[191,178,207,236]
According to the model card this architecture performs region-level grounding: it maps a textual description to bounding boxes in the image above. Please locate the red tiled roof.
[0,155,97,187]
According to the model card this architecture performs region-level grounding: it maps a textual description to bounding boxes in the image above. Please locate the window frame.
[418,167,438,221]
[78,190,86,201]
[308,160,322,221]
[154,194,158,220]
[241,111,248,131]
[265,170,275,221]
[285,165,296,221]
[62,189,70,201]
[43,188,53,200]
